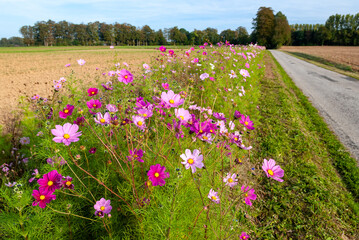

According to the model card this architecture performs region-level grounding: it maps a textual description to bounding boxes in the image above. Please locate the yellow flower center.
[245,193,248,197]
[66,181,72,186]
[48,181,53,186]
[143,114,147,117]
[91,91,95,95]
[137,121,143,126]
[210,129,213,132]
[169,99,175,104]
[100,118,106,123]
[134,154,138,158]
[63,134,70,139]
[203,136,208,140]
[245,121,248,125]
[40,195,45,200]
[188,158,194,164]
[100,206,105,211]
[124,75,128,79]
[243,237,246,239]
[180,116,184,120]
[234,137,238,141]
[154,172,160,178]
[64,109,69,113]
[228,178,233,183]
[268,169,274,176]
[93,104,97,107]
[122,121,126,124]
[199,130,203,133]
[232,72,235,75]
[211,196,217,200]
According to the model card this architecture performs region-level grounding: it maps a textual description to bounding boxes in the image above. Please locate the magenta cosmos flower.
[223,173,238,188]
[118,69,133,84]
[32,189,56,208]
[241,185,257,206]
[168,49,174,55]
[37,170,62,193]
[127,148,144,162]
[106,104,118,113]
[162,83,170,90]
[159,46,166,52]
[161,90,184,108]
[51,123,82,146]
[87,99,102,109]
[94,112,111,125]
[20,137,30,145]
[239,115,255,130]
[262,159,284,182]
[61,176,74,189]
[147,164,170,186]
[208,189,220,204]
[87,88,98,96]
[59,104,74,119]
[240,232,250,240]
[180,149,204,173]
[94,198,112,218]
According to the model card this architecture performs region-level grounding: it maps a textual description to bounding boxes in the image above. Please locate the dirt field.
[280,46,359,72]
[0,47,157,125]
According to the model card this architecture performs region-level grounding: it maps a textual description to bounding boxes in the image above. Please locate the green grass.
[250,51,359,239]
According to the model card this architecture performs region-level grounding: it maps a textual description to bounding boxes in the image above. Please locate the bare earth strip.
[270,50,359,162]
[280,46,359,72]
[0,48,157,125]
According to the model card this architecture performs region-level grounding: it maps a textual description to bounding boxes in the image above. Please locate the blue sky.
[0,0,358,38]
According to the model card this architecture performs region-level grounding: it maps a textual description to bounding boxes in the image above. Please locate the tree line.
[0,20,252,47]
[291,13,359,46]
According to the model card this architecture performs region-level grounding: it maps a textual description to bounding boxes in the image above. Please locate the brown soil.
[0,48,157,125]
[280,46,359,72]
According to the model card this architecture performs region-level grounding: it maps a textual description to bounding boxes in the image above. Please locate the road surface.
[270,50,359,162]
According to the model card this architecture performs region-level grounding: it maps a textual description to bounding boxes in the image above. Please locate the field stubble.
[0,47,157,125]
[280,46,359,72]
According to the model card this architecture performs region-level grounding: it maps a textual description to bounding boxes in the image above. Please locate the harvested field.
[280,46,359,72]
[0,47,157,125]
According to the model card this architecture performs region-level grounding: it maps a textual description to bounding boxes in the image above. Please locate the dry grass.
[0,47,157,125]
[280,46,359,72]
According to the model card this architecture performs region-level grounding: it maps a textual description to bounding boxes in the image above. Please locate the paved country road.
[270,50,359,162]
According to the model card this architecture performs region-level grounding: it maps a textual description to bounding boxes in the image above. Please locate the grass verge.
[251,51,359,239]
[281,51,359,80]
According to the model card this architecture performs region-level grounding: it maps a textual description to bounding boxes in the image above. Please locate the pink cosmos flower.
[208,189,220,204]
[94,198,112,217]
[161,90,184,108]
[229,70,237,78]
[175,108,191,123]
[118,69,133,84]
[143,63,150,69]
[199,133,214,144]
[239,115,255,130]
[29,169,40,183]
[59,104,74,119]
[240,69,250,78]
[241,185,257,206]
[147,164,170,186]
[77,59,86,66]
[137,109,153,119]
[20,137,30,145]
[61,176,74,189]
[159,46,166,52]
[65,63,71,67]
[110,46,114,49]
[51,123,82,146]
[200,73,209,80]
[87,88,98,96]
[180,149,204,173]
[132,115,146,130]
[162,83,170,90]
[223,173,238,188]
[106,104,118,113]
[168,49,174,56]
[94,112,111,125]
[245,63,250,68]
[127,148,144,162]
[31,94,40,100]
[37,170,62,193]
[240,232,250,239]
[262,159,284,182]
[87,99,102,109]
[102,81,113,90]
[32,189,56,208]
